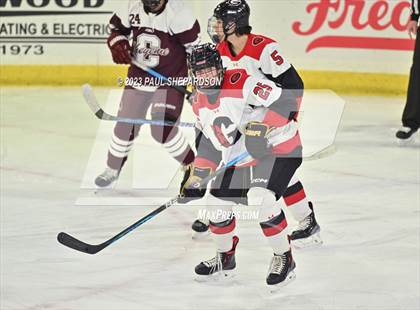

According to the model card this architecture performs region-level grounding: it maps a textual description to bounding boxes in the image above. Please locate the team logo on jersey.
[229,72,242,84]
[138,46,170,57]
[252,37,264,46]
[212,117,241,147]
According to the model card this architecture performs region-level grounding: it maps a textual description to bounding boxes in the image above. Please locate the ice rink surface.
[1,87,419,310]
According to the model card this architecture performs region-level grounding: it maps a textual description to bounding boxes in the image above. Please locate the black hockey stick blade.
[57,232,105,255]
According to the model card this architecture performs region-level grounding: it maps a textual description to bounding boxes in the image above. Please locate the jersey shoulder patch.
[244,34,277,60]
[251,36,264,46]
[250,34,276,46]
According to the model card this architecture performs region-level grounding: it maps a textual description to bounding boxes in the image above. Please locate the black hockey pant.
[403,26,420,130]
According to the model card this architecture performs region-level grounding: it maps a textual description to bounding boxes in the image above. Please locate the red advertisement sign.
[293,0,415,52]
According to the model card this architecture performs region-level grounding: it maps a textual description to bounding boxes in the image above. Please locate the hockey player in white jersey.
[179,43,304,287]
[190,0,321,248]
[95,0,200,187]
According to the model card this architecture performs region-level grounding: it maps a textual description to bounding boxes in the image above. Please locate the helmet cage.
[207,16,224,44]
[189,44,225,93]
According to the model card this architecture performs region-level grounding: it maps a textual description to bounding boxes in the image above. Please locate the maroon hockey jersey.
[110,0,200,91]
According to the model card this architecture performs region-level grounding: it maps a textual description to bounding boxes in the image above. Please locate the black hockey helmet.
[142,0,166,12]
[208,0,251,43]
[189,43,225,94]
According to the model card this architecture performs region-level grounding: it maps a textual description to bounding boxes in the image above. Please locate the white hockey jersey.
[192,69,301,170]
[217,34,291,80]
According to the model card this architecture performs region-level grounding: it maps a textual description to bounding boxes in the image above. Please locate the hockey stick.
[82,84,338,160]
[82,84,195,128]
[57,152,250,255]
[131,59,192,97]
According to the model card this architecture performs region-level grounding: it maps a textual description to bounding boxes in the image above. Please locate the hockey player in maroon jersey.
[189,0,321,248]
[179,43,304,287]
[95,0,200,187]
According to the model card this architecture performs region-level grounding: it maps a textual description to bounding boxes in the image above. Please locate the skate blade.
[93,188,125,197]
[94,187,112,194]
[292,233,323,249]
[396,133,419,146]
[192,230,210,240]
[93,182,118,193]
[267,271,296,293]
[194,270,235,283]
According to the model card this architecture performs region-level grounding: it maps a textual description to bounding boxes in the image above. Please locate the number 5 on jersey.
[271,50,284,65]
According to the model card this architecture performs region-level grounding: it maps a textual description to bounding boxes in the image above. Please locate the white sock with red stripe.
[207,195,236,253]
[259,207,290,254]
[248,187,290,254]
[283,177,312,222]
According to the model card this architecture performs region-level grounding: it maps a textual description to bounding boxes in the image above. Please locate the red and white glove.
[107,31,132,65]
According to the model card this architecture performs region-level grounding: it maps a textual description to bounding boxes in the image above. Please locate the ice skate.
[94,167,119,188]
[396,126,418,145]
[290,202,322,249]
[195,236,239,281]
[266,250,296,290]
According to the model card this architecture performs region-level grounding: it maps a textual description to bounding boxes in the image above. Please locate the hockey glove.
[244,121,273,159]
[178,165,212,204]
[107,32,132,65]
